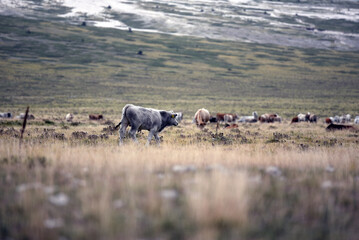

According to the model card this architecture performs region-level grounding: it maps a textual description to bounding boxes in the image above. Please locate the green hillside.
[1,15,358,118]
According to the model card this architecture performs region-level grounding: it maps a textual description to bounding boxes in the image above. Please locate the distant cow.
[193,108,210,129]
[339,114,351,123]
[326,123,356,131]
[116,104,179,145]
[238,111,258,123]
[325,118,332,124]
[0,112,12,118]
[354,116,359,124]
[89,114,103,120]
[329,115,340,123]
[224,114,233,123]
[259,113,280,123]
[297,113,307,122]
[307,113,317,123]
[273,115,282,123]
[292,112,316,123]
[298,112,311,122]
[216,113,238,122]
[291,116,299,124]
[328,115,350,124]
[66,113,74,122]
[17,113,35,120]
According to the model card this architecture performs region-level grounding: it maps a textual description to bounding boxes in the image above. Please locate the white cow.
[354,116,359,124]
[330,114,350,123]
[297,113,307,122]
[16,113,35,120]
[224,114,234,123]
[238,111,258,123]
[339,114,351,123]
[332,115,340,123]
[66,113,74,122]
[0,112,12,118]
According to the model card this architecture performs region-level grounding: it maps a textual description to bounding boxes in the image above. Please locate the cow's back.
[200,109,210,123]
[123,105,161,130]
[194,108,210,126]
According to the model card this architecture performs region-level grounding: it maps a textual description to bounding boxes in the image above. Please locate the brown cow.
[259,113,280,123]
[325,118,332,124]
[193,108,210,129]
[89,114,103,120]
[216,113,238,122]
[291,116,299,124]
[326,123,356,131]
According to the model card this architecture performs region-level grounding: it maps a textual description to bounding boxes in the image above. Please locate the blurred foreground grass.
[0,120,358,240]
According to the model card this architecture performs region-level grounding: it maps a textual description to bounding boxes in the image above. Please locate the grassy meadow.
[0,10,359,240]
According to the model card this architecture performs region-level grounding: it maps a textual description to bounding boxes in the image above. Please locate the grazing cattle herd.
[1,105,358,145]
[325,114,352,124]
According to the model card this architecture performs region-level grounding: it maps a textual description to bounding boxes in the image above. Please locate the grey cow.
[115,104,179,146]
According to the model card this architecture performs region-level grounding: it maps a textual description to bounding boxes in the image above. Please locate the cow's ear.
[160,111,169,119]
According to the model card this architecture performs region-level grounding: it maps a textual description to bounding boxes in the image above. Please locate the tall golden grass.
[1,136,358,239]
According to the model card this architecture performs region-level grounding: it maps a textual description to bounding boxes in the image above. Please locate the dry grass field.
[1,118,358,240]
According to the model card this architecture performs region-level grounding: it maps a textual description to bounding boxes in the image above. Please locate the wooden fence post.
[19,106,29,147]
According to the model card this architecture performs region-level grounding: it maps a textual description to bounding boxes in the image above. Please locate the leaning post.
[19,106,30,148]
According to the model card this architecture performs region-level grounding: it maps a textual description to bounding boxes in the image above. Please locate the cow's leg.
[119,120,129,146]
[146,130,155,146]
[154,133,161,145]
[129,126,138,143]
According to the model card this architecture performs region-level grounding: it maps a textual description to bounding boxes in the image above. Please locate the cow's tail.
[114,121,122,130]
[115,104,132,130]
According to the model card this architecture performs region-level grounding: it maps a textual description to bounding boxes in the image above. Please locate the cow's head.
[161,111,179,127]
[170,113,179,126]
